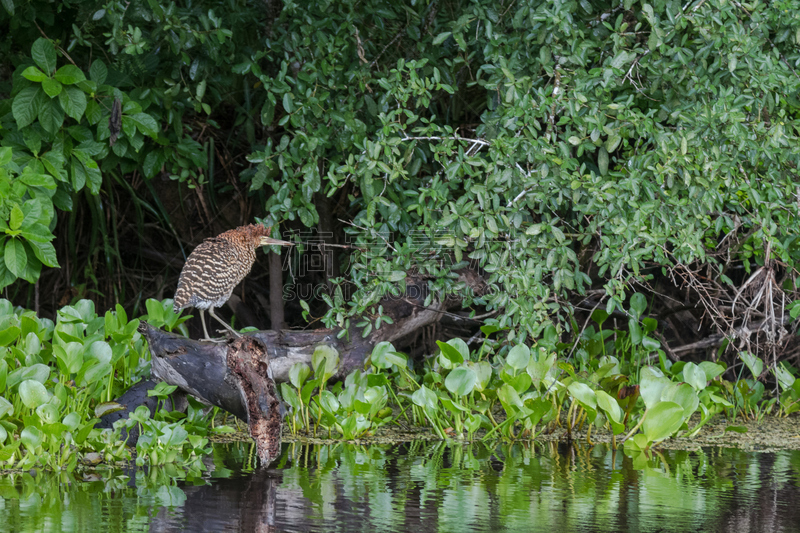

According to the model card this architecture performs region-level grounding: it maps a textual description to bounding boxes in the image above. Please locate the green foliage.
[119,400,212,468]
[0,298,149,469]
[274,311,800,458]
[142,298,190,335]
[0,297,214,471]
[0,147,59,288]
[2,0,800,348]
[281,344,396,439]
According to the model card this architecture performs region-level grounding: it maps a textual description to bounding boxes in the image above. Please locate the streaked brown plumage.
[173,224,293,340]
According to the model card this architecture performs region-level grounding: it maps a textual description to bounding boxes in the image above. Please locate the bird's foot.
[201,335,230,344]
[214,328,242,338]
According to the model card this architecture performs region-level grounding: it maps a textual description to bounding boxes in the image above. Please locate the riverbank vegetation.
[1,0,800,470]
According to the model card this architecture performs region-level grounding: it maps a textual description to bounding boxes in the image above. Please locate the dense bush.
[1,0,799,363]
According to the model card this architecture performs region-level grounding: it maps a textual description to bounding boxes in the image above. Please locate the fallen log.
[138,322,373,421]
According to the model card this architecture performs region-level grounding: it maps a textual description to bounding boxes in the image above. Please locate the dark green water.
[1,441,799,532]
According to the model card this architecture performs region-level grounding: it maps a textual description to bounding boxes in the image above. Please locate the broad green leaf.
[166,425,188,447]
[682,362,706,390]
[522,397,552,425]
[28,241,59,268]
[58,86,87,120]
[497,383,523,410]
[0,396,12,418]
[432,32,451,45]
[774,364,796,391]
[9,206,23,231]
[388,271,405,281]
[410,385,438,411]
[506,371,531,394]
[280,383,299,410]
[22,66,48,82]
[89,60,108,84]
[628,319,642,344]
[642,401,684,443]
[71,155,86,191]
[21,426,44,450]
[129,113,159,137]
[311,345,339,379]
[527,351,556,385]
[447,338,470,361]
[437,340,464,365]
[660,383,699,418]
[81,362,112,385]
[94,402,125,418]
[371,341,402,369]
[440,397,467,415]
[62,412,81,430]
[7,363,50,387]
[54,65,86,85]
[38,98,65,133]
[445,366,478,397]
[36,402,60,424]
[629,293,646,319]
[639,366,669,409]
[739,351,763,379]
[5,239,27,277]
[12,86,43,129]
[506,344,530,371]
[31,38,57,74]
[42,78,63,97]
[471,361,493,391]
[19,173,56,189]
[319,390,339,413]
[87,340,112,364]
[0,326,21,347]
[568,382,597,410]
[641,336,660,350]
[289,362,310,389]
[596,390,622,424]
[605,132,621,152]
[598,146,609,175]
[698,362,724,381]
[19,379,50,408]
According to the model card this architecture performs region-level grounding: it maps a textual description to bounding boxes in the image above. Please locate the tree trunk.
[268,250,285,330]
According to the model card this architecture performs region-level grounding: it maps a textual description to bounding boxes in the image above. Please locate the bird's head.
[232,224,295,249]
[253,224,294,248]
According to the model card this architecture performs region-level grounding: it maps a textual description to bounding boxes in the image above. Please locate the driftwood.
[226,336,282,465]
[137,322,374,422]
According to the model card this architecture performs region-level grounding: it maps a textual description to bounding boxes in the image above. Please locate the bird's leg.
[198,309,227,343]
[208,307,241,338]
[199,309,212,341]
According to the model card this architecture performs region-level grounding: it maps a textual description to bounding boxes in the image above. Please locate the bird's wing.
[174,238,240,308]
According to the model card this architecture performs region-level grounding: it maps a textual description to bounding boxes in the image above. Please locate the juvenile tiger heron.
[173,224,293,340]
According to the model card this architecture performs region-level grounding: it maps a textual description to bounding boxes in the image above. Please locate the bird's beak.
[259,236,294,247]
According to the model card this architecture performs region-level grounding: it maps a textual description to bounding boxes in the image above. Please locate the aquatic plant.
[0,298,208,471]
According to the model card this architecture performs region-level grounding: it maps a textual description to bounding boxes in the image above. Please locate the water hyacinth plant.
[0,298,212,471]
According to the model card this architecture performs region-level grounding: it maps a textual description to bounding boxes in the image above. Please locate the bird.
[173,224,293,340]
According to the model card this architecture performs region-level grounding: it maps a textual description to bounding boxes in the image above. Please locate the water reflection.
[1,441,800,532]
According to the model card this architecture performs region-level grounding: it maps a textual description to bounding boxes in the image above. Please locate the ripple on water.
[1,442,800,532]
